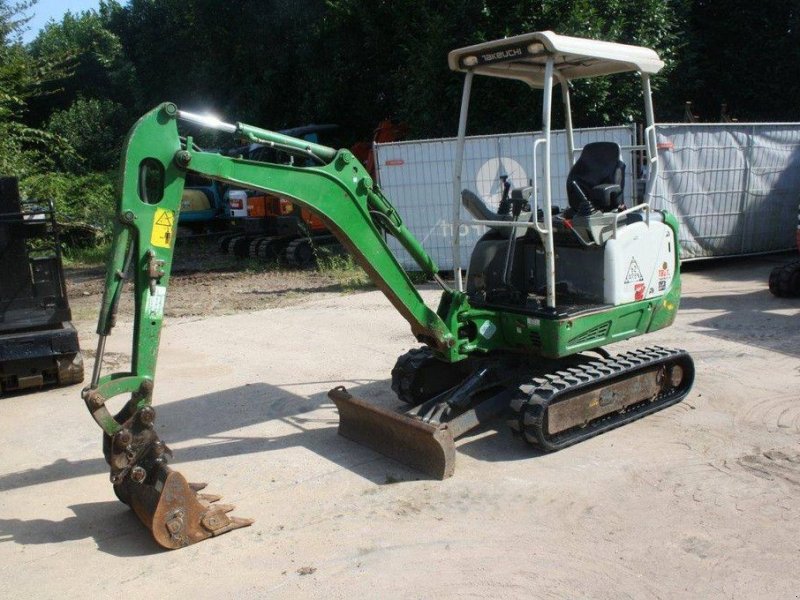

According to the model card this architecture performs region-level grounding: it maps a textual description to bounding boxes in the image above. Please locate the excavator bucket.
[329,386,456,479]
[115,463,253,549]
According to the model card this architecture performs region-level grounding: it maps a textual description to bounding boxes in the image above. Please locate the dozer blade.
[329,386,456,479]
[117,464,253,549]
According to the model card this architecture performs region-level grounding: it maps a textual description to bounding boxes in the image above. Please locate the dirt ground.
[64,238,362,323]
[0,253,798,599]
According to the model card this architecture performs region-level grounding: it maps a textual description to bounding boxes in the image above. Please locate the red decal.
[657,141,674,150]
[634,282,646,300]
[385,159,405,166]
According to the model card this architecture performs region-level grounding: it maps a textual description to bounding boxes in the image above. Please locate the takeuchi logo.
[481,47,523,62]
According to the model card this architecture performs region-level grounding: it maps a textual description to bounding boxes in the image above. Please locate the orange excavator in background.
[219,119,408,266]
[351,118,409,178]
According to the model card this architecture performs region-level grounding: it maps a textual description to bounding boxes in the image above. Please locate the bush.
[21,170,115,234]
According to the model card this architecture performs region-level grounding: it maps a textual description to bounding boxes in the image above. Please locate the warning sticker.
[657,261,670,280]
[150,208,175,249]
[634,282,646,300]
[624,257,644,284]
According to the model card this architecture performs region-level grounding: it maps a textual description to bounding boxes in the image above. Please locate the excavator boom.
[83,103,474,548]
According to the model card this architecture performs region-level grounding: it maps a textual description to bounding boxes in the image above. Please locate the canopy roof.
[448,31,664,87]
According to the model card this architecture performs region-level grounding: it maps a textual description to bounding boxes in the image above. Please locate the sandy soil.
[0,254,798,599]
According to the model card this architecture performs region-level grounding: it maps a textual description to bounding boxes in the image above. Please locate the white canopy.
[448,31,664,87]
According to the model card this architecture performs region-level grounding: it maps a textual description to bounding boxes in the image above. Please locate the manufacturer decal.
[657,261,670,279]
[624,257,644,284]
[658,280,667,292]
[480,47,524,63]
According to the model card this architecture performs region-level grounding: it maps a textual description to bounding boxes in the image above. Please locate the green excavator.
[82,32,694,549]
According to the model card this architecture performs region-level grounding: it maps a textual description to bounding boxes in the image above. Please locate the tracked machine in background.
[0,176,84,393]
[220,121,408,266]
[768,202,800,297]
[82,32,694,549]
[220,189,338,266]
[218,124,343,266]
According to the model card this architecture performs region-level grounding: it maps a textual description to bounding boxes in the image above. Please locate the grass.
[59,234,432,295]
[316,252,372,291]
[62,241,111,267]
[314,247,432,292]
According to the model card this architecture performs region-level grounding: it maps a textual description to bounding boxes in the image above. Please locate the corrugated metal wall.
[651,124,800,259]
[375,126,635,270]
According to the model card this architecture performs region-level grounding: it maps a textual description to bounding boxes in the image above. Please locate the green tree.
[666,0,800,121]
[307,0,683,138]
[26,6,138,124]
[46,96,128,172]
[0,0,72,178]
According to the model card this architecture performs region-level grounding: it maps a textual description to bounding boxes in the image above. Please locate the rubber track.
[285,235,339,267]
[390,346,485,407]
[391,347,435,405]
[508,346,694,452]
[768,260,800,298]
[284,237,313,267]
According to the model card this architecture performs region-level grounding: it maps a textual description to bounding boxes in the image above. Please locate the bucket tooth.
[329,386,456,479]
[119,465,253,549]
[196,493,223,504]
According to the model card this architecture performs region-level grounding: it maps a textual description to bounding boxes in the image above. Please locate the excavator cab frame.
[448,31,664,306]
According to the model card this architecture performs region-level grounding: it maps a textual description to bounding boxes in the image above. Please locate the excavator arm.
[82,103,472,548]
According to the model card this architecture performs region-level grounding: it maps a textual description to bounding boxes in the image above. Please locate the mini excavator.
[82,32,694,549]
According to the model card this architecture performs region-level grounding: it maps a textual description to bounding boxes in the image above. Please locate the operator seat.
[566,142,625,215]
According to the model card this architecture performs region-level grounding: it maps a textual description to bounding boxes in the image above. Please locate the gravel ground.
[0,253,798,599]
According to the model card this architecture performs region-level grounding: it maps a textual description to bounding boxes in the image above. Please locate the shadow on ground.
[0,502,162,557]
[0,376,540,554]
[5,256,795,553]
[680,256,800,358]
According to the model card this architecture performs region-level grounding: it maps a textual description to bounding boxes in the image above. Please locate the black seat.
[566,142,625,215]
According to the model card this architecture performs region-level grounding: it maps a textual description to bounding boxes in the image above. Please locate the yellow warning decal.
[150,208,175,249]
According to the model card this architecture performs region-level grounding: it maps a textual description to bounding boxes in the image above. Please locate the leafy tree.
[0,0,72,178]
[23,170,115,230]
[46,96,128,172]
[308,0,683,137]
[103,0,327,128]
[26,7,138,124]
[667,0,800,121]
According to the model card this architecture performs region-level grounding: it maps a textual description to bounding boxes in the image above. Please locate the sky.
[21,0,102,43]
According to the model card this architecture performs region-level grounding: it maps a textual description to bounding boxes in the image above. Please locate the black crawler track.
[768,260,800,298]
[508,346,695,452]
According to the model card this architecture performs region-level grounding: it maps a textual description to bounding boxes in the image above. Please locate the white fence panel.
[375,126,635,270]
[650,124,800,259]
